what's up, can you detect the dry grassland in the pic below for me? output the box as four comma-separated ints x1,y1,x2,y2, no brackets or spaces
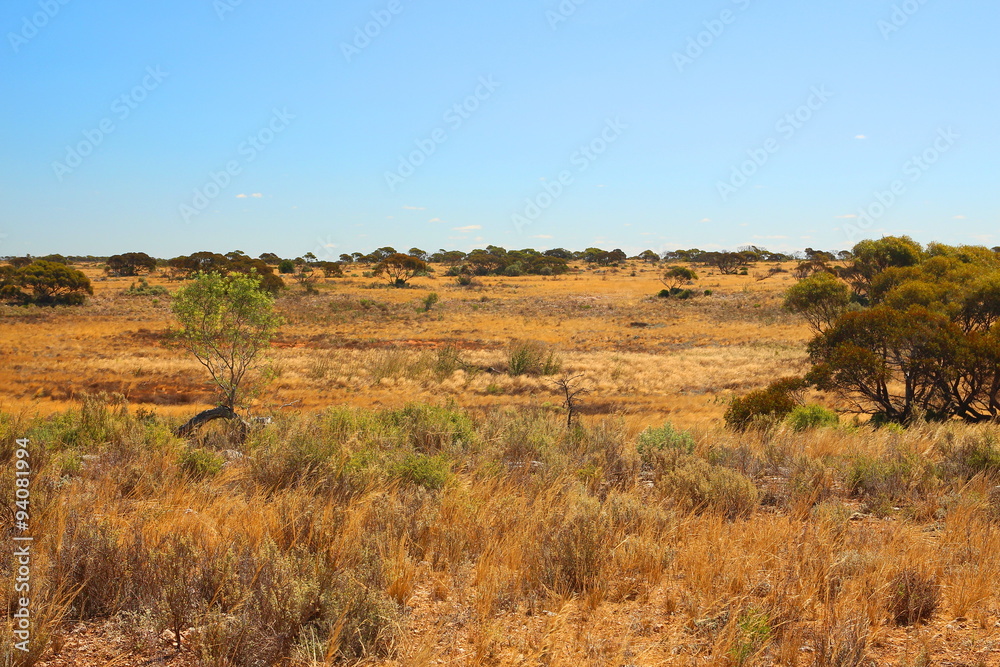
0,262,810,429
2,262,1000,666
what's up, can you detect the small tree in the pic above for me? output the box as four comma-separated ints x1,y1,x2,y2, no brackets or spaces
172,272,282,435
661,266,698,291
374,253,428,287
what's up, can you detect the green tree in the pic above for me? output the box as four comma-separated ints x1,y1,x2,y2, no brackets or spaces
172,272,282,421
16,260,93,305
374,253,429,286
106,252,157,277
783,271,851,334
661,265,698,290
638,249,660,264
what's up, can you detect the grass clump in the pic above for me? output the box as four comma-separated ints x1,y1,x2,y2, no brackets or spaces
659,456,759,519
887,568,940,625
507,340,561,376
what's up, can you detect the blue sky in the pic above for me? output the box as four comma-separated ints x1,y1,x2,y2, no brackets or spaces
1,0,997,259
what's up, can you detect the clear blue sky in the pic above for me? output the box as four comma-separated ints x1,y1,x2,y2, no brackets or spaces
1,0,997,260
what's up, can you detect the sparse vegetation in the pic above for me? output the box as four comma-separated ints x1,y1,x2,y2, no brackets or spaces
4,245,1000,665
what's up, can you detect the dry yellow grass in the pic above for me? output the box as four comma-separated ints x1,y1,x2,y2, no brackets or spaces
5,261,1000,666
0,261,811,429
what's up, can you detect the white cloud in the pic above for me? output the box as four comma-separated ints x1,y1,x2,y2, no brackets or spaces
428,217,443,223
855,135,867,139
953,215,967,220
700,218,711,223
453,225,482,232
236,194,247,198
251,193,262,198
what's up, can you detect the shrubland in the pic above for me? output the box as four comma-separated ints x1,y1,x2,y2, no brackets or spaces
3,396,1000,665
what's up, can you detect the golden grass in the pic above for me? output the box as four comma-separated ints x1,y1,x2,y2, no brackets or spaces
3,400,1000,665
0,261,811,428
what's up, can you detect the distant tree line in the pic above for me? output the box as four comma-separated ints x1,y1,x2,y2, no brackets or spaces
1,243,858,305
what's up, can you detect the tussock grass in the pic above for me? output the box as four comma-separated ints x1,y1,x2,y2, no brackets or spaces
3,398,1000,664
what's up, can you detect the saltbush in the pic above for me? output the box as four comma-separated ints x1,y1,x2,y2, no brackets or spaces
787,404,839,431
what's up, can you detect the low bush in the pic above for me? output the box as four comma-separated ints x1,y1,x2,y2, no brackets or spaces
787,404,839,431
725,377,806,432
658,455,759,519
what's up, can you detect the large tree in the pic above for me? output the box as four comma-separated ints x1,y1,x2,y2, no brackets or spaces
792,239,1000,423
14,261,93,305
106,252,157,277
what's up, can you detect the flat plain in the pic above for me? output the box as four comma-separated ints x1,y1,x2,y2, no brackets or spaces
3,261,1000,667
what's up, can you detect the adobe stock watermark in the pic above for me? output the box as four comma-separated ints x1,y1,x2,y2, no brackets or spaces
511,117,627,234
717,85,833,202
51,66,169,182
214,0,247,21
673,0,753,73
384,75,501,192
12,438,32,653
7,0,72,53
878,0,931,40
547,0,587,30
841,127,958,242
311,234,339,261
179,108,295,223
341,0,405,63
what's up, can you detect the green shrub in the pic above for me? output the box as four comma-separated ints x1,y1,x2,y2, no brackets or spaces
389,404,475,453
393,453,452,490
637,423,695,460
277,259,295,274
179,448,225,479
124,277,169,297
787,404,839,431
703,289,713,296
725,377,806,432
939,432,1000,480
421,292,439,312
844,450,935,504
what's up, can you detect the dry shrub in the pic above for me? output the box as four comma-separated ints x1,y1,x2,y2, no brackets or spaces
528,488,610,596
813,617,870,667
658,455,759,519
887,568,940,625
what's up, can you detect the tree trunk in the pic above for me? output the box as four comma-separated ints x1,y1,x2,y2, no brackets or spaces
175,405,241,437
